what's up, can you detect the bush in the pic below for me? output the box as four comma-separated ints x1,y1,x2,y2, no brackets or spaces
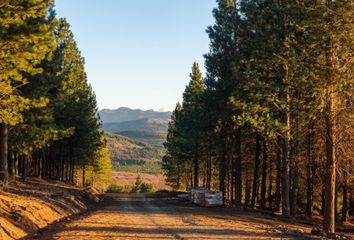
106,183,133,193
131,175,154,193
140,182,154,193
106,176,154,193
106,183,123,193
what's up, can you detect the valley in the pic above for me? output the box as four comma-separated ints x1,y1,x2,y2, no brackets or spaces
99,107,171,189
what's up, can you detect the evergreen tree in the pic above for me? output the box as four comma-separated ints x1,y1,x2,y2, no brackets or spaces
0,0,56,184
181,63,206,187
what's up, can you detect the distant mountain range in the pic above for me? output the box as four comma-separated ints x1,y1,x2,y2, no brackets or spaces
99,107,172,123
102,118,170,133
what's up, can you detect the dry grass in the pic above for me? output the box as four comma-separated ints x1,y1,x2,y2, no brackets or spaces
111,171,172,191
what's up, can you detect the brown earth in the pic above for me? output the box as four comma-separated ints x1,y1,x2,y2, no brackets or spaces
111,171,171,190
25,193,354,240
0,178,99,240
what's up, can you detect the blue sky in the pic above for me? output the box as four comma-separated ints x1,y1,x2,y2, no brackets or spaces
55,0,217,111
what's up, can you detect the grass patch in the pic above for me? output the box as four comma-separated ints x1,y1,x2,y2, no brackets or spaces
113,162,163,175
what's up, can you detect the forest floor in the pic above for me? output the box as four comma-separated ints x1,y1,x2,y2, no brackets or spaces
25,193,354,240
0,178,100,240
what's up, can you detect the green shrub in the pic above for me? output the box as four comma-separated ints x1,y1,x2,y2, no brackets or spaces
140,182,154,193
106,183,123,193
123,184,132,193
131,175,154,193
106,176,154,193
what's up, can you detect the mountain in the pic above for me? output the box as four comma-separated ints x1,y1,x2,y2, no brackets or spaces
102,118,169,133
98,107,171,123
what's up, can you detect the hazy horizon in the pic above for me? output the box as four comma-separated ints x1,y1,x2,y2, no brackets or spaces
99,106,172,112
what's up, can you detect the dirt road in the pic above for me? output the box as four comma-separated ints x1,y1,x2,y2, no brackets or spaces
27,193,323,240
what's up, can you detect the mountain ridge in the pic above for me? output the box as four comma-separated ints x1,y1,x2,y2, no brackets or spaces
98,107,172,124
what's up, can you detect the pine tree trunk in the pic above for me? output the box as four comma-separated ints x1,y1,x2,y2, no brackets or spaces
231,152,235,202
323,32,336,235
306,123,314,217
219,145,227,202
349,185,354,217
335,177,339,222
245,162,250,207
268,156,273,209
8,150,15,180
260,140,267,209
82,166,85,187
207,151,212,190
58,145,63,180
275,145,282,213
235,128,242,207
290,169,299,216
194,142,199,187
282,87,291,217
342,170,348,222
22,156,27,181
251,134,261,208
0,123,9,185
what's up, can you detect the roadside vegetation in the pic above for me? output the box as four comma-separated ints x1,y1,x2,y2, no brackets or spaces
112,162,163,175
107,175,154,193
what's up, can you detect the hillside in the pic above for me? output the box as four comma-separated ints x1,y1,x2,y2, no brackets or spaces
117,130,167,146
105,133,165,166
98,107,171,123
103,118,169,133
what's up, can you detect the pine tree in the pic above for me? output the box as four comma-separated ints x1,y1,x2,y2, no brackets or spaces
0,0,56,184
181,63,206,187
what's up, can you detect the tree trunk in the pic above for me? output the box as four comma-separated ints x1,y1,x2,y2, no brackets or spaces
8,150,15,180
275,144,282,213
260,140,267,209
268,155,273,209
0,123,9,185
349,185,354,217
335,177,339,222
290,169,299,216
323,23,336,234
306,123,314,217
341,170,348,222
194,141,199,187
207,151,212,190
22,156,27,181
245,162,250,207
219,144,227,202
282,95,291,217
251,134,261,208
235,128,242,207
82,166,86,187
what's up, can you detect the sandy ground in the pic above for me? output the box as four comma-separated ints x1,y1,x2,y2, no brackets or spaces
27,193,353,240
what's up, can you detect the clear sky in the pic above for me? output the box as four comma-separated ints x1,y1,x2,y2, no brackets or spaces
55,0,217,111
